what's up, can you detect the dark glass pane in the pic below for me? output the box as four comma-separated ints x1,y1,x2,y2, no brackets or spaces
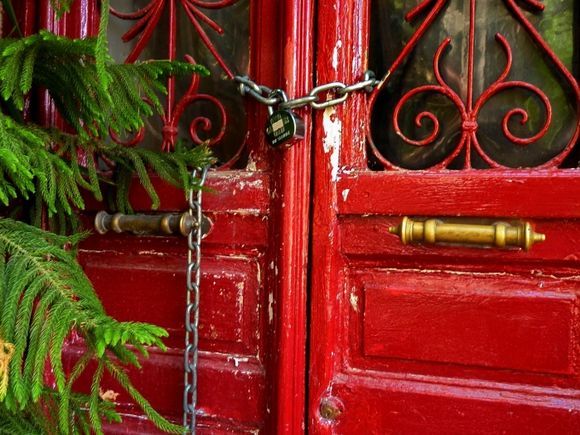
108,0,250,165
369,0,577,169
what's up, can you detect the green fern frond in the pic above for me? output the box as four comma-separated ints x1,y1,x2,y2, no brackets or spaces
49,0,75,17
95,0,111,92
0,219,179,432
0,27,212,226
104,358,184,434
0,1,214,433
0,113,213,230
0,30,208,136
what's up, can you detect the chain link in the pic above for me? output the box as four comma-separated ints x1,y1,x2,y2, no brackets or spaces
181,70,376,430
307,82,348,110
183,166,209,434
181,72,378,429
234,70,379,112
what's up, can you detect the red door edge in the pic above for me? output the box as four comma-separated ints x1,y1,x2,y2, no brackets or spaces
307,0,370,432
269,0,315,433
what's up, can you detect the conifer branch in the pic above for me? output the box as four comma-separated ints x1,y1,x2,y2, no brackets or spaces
0,0,215,432
0,219,184,432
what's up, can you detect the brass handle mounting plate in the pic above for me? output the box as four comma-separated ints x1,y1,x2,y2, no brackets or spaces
389,217,545,251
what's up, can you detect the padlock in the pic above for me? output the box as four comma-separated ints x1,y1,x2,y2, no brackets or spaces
265,90,305,148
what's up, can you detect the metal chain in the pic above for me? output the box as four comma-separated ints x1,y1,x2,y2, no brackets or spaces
234,70,380,112
181,72,377,430
183,166,209,434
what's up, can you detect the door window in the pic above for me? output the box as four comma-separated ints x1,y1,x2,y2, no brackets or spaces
369,0,578,169
108,0,250,166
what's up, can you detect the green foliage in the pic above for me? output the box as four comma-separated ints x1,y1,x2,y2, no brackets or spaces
0,220,184,434
1,387,123,434
0,0,215,433
0,116,211,231
0,29,212,230
0,30,208,133
49,0,76,18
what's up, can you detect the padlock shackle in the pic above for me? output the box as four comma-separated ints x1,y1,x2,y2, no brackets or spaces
267,89,289,116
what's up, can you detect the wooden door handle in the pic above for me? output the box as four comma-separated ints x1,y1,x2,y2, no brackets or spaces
389,217,545,251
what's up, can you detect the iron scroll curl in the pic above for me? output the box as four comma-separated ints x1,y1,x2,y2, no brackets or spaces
367,0,580,170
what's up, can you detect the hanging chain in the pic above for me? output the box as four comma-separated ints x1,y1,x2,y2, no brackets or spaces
234,70,380,111
183,166,209,434
181,73,378,428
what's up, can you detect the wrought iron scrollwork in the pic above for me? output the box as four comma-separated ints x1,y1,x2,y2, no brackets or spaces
368,0,580,170
109,0,247,167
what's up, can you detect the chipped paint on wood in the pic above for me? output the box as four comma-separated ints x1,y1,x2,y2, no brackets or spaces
323,107,342,182
268,292,274,324
331,39,342,70
228,355,250,368
349,290,358,313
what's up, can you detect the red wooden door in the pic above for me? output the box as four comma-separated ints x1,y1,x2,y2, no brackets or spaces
25,0,313,433
309,0,580,434
20,0,580,433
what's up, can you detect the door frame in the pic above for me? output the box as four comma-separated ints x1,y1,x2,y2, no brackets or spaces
308,0,371,431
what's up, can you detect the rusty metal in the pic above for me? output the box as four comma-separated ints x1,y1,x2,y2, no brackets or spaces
389,217,546,251
94,210,212,237
367,0,580,170
319,397,344,422
235,71,379,112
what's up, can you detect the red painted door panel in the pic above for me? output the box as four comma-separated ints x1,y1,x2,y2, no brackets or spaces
29,0,313,433
77,177,270,432
26,0,580,433
309,0,580,434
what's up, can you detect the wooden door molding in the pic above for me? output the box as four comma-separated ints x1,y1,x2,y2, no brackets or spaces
309,0,370,431
266,0,314,433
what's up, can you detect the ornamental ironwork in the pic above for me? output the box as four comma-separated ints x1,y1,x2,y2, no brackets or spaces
368,0,580,170
110,0,247,167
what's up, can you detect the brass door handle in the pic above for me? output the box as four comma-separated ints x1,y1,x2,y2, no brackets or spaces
389,217,545,251
94,211,212,237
